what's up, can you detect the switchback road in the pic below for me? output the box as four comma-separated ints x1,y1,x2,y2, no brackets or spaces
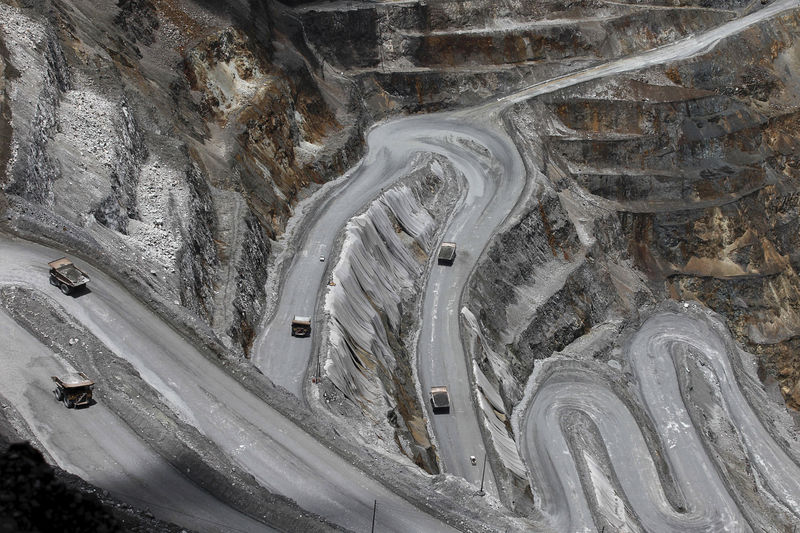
2,0,799,530
521,311,800,532
253,0,800,508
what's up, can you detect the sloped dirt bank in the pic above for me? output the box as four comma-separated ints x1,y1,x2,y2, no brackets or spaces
0,286,341,532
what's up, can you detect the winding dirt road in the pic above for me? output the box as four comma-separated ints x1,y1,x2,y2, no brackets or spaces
255,0,800,514
253,115,529,492
2,0,799,531
521,311,800,532
0,238,454,533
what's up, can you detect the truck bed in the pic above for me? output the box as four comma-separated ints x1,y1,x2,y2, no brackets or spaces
52,372,94,389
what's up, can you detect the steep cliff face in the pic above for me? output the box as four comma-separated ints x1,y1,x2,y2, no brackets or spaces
321,161,460,474
184,26,351,235
466,8,800,474
467,184,650,407
564,11,800,410
1,2,69,205
0,0,362,355
296,0,739,113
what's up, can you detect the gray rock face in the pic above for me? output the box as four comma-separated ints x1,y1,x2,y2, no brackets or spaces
459,6,800,526
4,0,800,530
226,213,271,353
552,11,800,409
92,101,146,234
3,10,68,205
0,0,363,357
297,0,738,114
176,163,219,320
322,165,458,474
468,186,633,407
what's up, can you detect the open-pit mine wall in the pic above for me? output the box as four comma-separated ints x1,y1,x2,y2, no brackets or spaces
0,0,768,363
5,0,800,515
0,0,366,357
322,161,459,474
297,0,741,113
554,8,800,409
462,5,800,523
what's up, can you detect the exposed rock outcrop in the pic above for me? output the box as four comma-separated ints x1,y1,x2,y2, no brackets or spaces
321,160,459,474
296,0,738,114
463,5,800,514
0,0,364,357
571,10,800,410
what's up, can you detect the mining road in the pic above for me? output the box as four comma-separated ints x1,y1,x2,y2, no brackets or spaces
521,311,800,532
0,309,272,533
0,238,455,533
252,116,526,492
496,0,800,108
253,0,800,505
414,122,522,491
1,0,798,531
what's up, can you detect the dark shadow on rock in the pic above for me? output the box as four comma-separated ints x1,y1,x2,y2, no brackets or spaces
0,442,122,533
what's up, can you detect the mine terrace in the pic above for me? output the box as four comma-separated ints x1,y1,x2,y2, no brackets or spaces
1,0,800,532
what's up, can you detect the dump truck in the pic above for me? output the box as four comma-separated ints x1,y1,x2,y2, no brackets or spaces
430,386,450,414
437,242,457,266
52,372,94,408
48,257,90,295
291,316,312,337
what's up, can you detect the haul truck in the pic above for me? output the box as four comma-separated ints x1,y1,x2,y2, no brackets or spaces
430,386,451,414
438,242,457,266
48,257,90,295
52,372,95,408
291,316,312,337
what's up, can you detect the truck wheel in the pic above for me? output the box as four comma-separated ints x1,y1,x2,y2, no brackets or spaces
59,283,72,295
53,389,63,402
49,276,58,287
63,397,73,408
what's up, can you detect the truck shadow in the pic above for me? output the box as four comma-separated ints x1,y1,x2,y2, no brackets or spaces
67,285,92,298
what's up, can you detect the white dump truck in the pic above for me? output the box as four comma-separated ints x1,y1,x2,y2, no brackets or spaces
48,257,90,295
437,242,456,266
